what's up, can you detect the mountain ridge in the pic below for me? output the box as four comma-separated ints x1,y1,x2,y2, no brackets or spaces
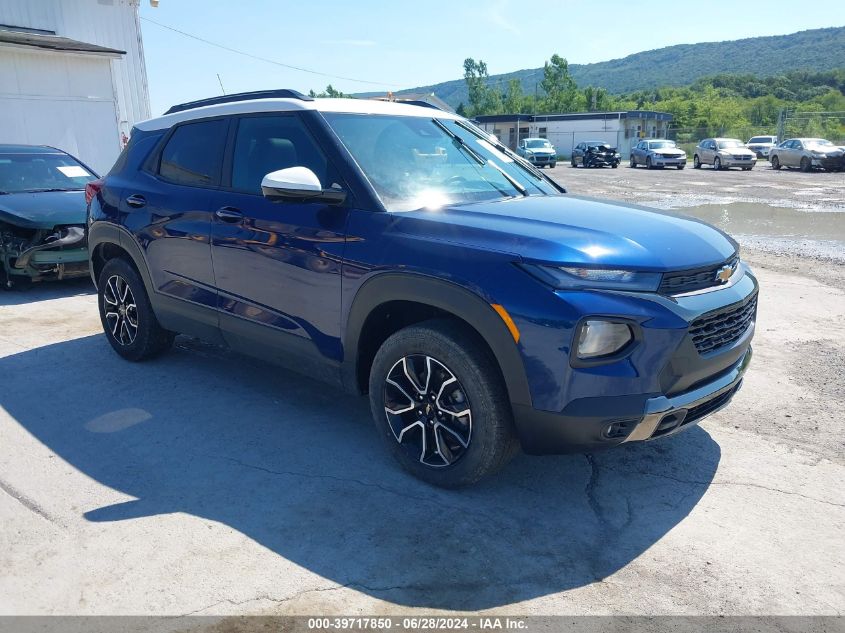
357,26,845,107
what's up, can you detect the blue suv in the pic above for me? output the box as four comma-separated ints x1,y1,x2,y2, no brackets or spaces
86,90,757,487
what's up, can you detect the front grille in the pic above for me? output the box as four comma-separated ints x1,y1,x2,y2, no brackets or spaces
659,256,739,295
689,293,757,355
732,154,752,160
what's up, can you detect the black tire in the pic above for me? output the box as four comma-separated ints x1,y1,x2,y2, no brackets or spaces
611,162,618,168
800,156,811,172
677,164,685,170
97,257,175,361
646,156,653,169
629,156,636,168
368,319,517,487
771,155,781,170
693,155,701,169
570,158,576,168
714,157,722,171
550,163,556,168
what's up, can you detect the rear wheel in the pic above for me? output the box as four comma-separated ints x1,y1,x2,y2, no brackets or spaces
800,156,811,172
693,155,701,169
369,320,516,487
629,156,636,168
98,258,174,361
771,155,781,170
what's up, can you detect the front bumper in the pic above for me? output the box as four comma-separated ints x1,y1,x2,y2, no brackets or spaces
652,155,687,167
527,154,556,165
509,265,758,455
720,156,756,168
2,246,89,283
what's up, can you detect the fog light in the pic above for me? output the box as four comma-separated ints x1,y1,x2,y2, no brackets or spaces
577,320,633,359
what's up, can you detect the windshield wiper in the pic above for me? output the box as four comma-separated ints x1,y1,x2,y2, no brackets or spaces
432,118,486,165
432,118,526,197
454,119,550,184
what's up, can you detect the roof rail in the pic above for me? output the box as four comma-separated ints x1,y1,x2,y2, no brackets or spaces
397,100,444,111
164,89,314,115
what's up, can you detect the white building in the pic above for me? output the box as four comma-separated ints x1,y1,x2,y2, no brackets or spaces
0,0,150,174
475,111,674,157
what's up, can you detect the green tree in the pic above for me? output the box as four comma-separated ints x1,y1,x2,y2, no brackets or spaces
539,54,580,113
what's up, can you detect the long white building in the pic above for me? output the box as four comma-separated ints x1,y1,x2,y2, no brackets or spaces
475,111,674,158
0,0,150,174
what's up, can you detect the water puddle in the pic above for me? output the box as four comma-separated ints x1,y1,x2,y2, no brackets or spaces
667,202,845,262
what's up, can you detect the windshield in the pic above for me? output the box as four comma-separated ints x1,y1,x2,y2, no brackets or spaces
717,140,745,149
526,139,552,148
648,141,676,149
0,153,96,194
748,137,773,144
323,114,558,212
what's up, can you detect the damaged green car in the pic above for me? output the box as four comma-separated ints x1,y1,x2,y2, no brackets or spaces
0,145,97,289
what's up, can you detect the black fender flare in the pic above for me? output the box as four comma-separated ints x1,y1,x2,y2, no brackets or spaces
342,272,532,407
87,221,156,297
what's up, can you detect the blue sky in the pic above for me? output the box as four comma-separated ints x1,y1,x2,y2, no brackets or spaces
140,0,844,116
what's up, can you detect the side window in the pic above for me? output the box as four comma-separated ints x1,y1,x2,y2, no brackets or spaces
230,115,333,195
159,119,228,187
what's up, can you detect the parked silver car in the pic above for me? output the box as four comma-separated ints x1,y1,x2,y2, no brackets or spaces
630,139,686,169
693,138,756,171
769,138,845,172
516,137,557,168
746,135,778,158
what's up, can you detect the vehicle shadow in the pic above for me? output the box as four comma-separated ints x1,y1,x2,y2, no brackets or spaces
0,334,720,610
0,277,94,306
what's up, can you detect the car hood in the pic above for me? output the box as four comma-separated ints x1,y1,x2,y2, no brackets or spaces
652,148,685,156
722,148,756,155
398,195,737,271
526,147,555,154
0,191,87,229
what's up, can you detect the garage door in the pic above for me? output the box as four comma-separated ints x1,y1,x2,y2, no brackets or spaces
0,47,121,175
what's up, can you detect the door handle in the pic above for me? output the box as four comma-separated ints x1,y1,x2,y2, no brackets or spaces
215,206,244,222
126,194,146,209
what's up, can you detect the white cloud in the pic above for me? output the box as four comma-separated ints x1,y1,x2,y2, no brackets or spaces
488,0,521,35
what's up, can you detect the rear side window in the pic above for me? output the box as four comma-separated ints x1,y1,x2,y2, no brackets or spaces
230,115,333,194
158,118,228,187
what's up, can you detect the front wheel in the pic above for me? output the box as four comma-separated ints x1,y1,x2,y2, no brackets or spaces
611,162,618,168
646,156,653,169
800,156,811,172
98,258,175,361
677,164,685,170
369,320,517,487
714,157,722,171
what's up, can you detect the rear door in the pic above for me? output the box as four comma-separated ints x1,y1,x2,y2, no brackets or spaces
120,116,229,340
209,112,350,368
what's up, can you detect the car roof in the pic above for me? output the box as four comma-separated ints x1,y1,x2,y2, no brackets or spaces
0,144,65,154
524,137,549,141
711,138,744,143
135,97,461,132
584,140,608,144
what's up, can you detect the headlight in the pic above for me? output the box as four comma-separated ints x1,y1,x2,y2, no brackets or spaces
576,320,634,359
520,264,662,291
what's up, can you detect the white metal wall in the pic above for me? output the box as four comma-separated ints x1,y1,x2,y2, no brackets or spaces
0,0,149,171
0,47,120,173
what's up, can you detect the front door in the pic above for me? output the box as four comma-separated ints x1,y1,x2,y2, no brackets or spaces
209,113,349,371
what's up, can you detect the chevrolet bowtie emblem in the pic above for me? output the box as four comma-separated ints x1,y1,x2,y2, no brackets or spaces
716,265,733,283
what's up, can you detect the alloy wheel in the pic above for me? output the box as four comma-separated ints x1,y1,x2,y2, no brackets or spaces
383,354,472,467
103,274,138,346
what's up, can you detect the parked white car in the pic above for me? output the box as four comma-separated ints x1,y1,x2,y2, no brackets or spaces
745,135,778,158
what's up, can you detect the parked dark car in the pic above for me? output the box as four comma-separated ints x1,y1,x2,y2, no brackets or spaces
571,141,620,168
88,90,757,487
0,144,97,289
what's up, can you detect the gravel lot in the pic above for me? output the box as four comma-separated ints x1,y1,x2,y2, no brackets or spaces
1,164,843,624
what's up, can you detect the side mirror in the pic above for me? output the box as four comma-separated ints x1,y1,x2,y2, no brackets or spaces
261,167,346,205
